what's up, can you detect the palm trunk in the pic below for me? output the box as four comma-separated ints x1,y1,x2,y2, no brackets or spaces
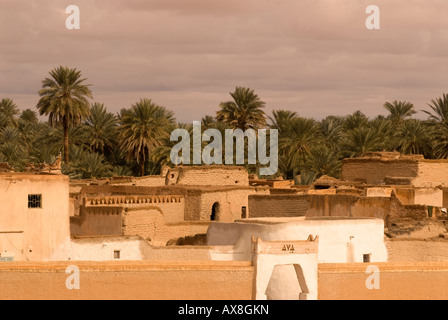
63,117,69,163
140,153,145,177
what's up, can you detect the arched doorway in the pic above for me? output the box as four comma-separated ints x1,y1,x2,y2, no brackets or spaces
210,202,220,221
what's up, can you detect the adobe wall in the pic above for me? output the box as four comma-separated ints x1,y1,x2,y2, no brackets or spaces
198,189,261,222
247,192,428,222
341,159,418,185
248,195,309,218
386,239,448,262
115,175,166,187
0,261,254,300
414,188,443,207
413,161,448,188
306,195,358,217
350,197,390,219
183,187,269,222
166,166,249,187
70,207,123,236
0,174,70,261
122,207,210,246
318,262,448,300
83,194,185,223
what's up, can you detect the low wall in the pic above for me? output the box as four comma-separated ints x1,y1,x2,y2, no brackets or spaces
386,239,448,262
318,262,448,300
0,261,253,300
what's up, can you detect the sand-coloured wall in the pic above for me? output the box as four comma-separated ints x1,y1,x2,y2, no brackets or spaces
342,156,448,188
166,166,249,186
0,173,70,261
386,239,448,262
248,192,428,222
318,262,448,300
248,195,309,218
0,261,253,300
122,207,210,246
341,158,418,185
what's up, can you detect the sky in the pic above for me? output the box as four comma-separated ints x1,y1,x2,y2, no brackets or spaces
1,0,448,123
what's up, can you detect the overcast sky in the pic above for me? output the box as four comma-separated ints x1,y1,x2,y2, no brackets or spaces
1,0,448,122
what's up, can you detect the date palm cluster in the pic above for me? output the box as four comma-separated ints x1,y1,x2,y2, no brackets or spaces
0,66,446,183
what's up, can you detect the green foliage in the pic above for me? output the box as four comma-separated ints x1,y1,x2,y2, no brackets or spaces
216,86,267,130
6,79,448,183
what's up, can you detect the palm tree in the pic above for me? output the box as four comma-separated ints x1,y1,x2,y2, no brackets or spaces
343,110,369,132
343,126,384,157
119,98,175,176
268,110,298,132
304,147,341,179
80,102,118,153
384,100,416,124
216,86,266,130
19,109,38,124
36,66,93,163
318,117,344,150
423,94,448,124
396,119,433,157
278,117,320,177
0,98,19,129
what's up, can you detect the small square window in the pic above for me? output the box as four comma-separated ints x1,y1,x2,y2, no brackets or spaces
363,254,371,263
114,250,120,260
28,194,42,208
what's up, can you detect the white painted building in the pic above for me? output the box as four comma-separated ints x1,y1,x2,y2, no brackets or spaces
207,217,388,263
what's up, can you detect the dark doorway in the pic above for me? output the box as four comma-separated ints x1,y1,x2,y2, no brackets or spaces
211,202,220,221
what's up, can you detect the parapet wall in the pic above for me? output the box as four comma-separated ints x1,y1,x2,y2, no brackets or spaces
318,262,448,300
0,261,254,300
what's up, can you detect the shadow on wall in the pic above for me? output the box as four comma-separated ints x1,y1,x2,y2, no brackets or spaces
265,264,309,300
